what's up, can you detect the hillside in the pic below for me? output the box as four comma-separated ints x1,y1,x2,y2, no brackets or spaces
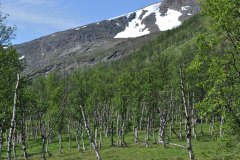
1,0,239,160
14,0,199,77
3,14,239,160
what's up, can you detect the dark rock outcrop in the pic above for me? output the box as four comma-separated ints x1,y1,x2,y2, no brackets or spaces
159,0,200,21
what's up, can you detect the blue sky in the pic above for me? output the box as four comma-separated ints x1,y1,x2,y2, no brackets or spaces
0,0,159,44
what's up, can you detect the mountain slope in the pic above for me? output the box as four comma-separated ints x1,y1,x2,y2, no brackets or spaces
15,0,199,77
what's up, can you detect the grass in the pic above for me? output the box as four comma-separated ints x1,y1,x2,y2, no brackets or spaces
1,124,240,160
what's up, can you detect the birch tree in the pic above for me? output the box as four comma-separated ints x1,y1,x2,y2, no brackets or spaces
7,74,20,160
189,0,240,142
0,12,18,159
180,65,195,160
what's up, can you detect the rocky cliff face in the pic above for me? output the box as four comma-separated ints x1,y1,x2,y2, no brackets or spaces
159,0,200,21
15,0,199,77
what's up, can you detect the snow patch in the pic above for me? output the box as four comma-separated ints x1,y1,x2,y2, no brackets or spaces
155,9,182,31
42,53,44,56
187,13,192,16
114,14,149,38
19,55,25,60
75,26,87,31
116,23,121,26
181,6,191,11
3,46,8,49
140,3,161,20
115,3,162,38
114,2,182,38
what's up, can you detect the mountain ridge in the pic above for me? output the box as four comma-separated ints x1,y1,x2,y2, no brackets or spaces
15,0,199,77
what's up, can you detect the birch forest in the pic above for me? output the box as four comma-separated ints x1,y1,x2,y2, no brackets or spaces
0,0,240,159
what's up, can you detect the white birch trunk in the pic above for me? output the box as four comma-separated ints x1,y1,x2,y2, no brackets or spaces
180,66,195,160
7,74,20,160
94,128,98,149
80,105,101,160
20,104,28,160
12,131,17,160
220,117,224,137
68,123,71,152
192,92,197,139
76,122,81,152
159,111,167,148
145,117,149,147
134,127,138,143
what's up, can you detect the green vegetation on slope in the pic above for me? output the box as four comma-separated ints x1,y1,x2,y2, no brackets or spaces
0,0,239,159
3,125,240,160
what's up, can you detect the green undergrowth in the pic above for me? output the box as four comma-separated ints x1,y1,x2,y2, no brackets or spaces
2,124,240,160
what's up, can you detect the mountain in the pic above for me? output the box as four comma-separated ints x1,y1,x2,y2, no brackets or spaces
15,0,199,77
